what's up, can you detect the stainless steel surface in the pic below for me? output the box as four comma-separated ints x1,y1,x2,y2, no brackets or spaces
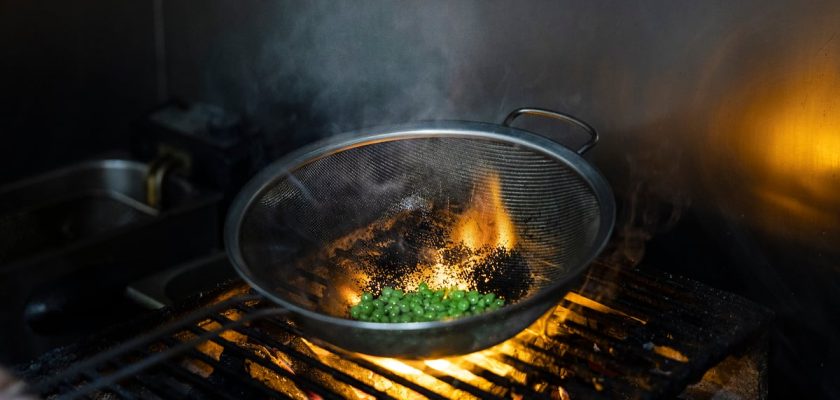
0,159,195,264
0,159,222,364
502,108,598,155
226,111,614,358
126,252,236,309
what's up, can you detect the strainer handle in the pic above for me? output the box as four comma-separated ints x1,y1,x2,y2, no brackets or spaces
502,108,599,155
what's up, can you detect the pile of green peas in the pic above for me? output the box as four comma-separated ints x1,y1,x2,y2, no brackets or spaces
349,282,505,323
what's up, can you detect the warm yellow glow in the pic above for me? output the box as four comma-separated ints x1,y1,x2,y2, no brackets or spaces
564,292,647,325
758,63,840,174
710,55,840,238
653,345,689,363
424,359,497,393
340,285,361,306
362,356,479,399
368,357,424,376
452,173,517,250
462,353,516,379
425,262,469,290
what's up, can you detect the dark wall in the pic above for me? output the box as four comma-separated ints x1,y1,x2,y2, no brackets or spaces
0,0,158,183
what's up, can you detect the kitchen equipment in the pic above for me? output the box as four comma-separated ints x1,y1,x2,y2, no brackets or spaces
0,159,221,363
225,108,615,358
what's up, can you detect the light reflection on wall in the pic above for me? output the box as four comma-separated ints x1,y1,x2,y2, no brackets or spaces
708,51,840,244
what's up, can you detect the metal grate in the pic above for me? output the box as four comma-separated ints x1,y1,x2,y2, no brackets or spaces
21,260,771,400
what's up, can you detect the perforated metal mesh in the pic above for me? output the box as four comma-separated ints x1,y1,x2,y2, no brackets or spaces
236,135,602,312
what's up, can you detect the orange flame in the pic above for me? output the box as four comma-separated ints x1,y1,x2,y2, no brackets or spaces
452,173,517,250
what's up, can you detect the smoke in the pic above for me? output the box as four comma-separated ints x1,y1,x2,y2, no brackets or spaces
182,0,704,276
208,2,480,146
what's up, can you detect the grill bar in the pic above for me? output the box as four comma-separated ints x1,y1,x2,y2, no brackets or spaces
179,326,346,400
206,315,398,400
159,336,287,399
22,260,772,400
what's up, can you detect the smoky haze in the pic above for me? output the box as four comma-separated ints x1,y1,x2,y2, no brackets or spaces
162,1,840,397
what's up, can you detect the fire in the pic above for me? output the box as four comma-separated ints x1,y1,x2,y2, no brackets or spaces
452,173,517,250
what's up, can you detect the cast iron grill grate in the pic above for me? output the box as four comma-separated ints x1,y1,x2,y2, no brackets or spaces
20,260,771,400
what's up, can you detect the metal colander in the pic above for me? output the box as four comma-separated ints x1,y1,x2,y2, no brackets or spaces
226,108,615,358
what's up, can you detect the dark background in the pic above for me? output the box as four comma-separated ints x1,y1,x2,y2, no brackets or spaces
2,1,839,398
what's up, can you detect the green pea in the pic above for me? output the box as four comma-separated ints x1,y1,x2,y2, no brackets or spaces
382,286,395,297
351,285,504,322
467,291,480,304
457,299,470,311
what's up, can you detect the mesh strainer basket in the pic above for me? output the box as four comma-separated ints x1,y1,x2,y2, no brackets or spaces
225,108,615,358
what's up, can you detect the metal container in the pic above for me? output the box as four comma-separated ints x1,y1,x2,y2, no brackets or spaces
226,108,615,358
0,159,221,363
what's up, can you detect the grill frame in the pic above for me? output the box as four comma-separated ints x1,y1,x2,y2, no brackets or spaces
19,259,772,400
